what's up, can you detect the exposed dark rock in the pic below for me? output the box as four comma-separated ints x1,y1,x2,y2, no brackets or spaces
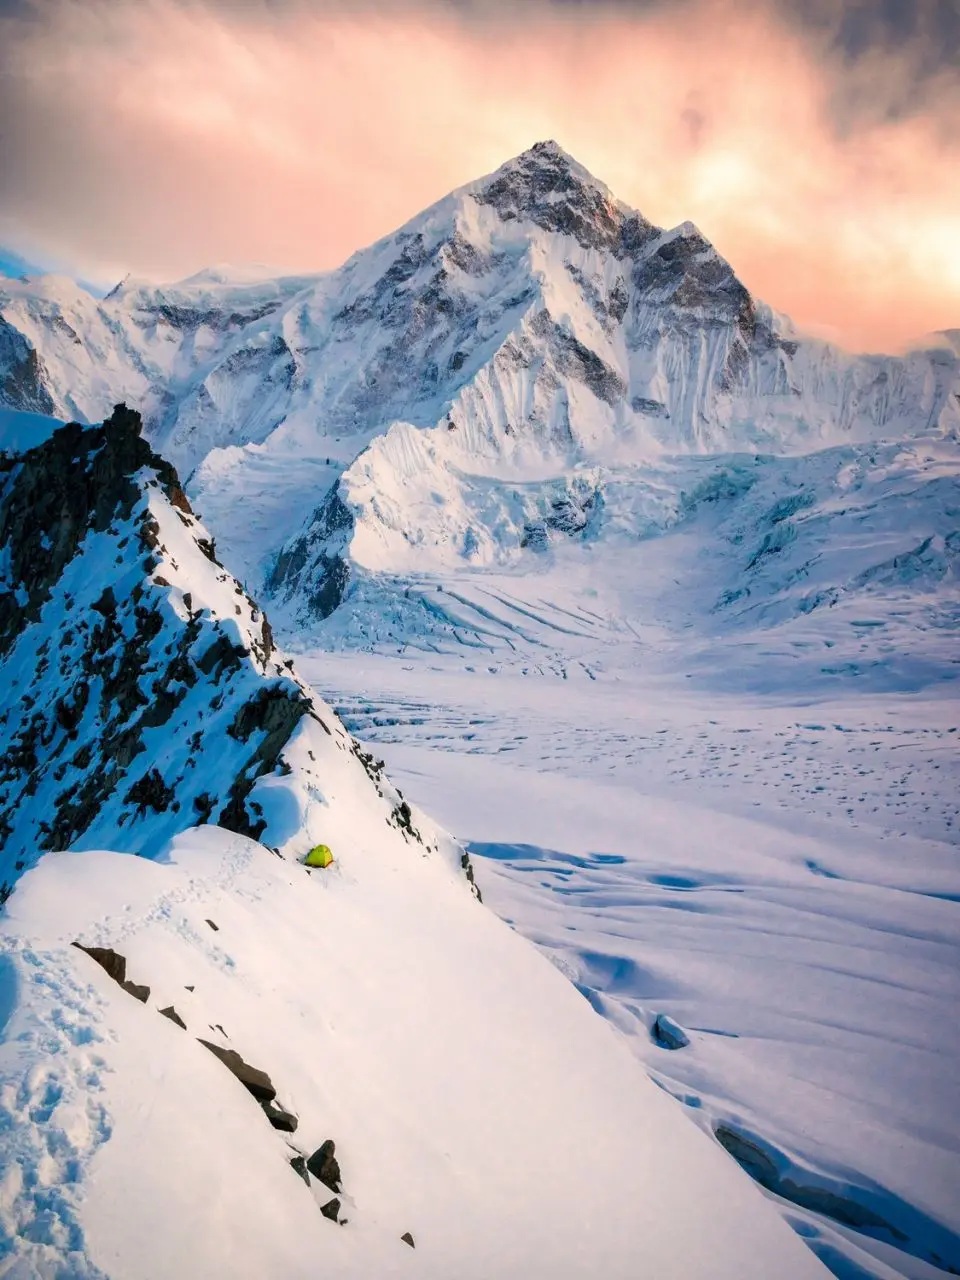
125,767,174,815
0,403,275,873
193,792,215,823
544,483,599,539
197,1039,277,1102
401,1232,415,1249
0,318,56,415
261,1100,298,1132
40,769,121,852
634,228,752,342
0,404,179,657
167,485,193,515
307,1139,341,1192
460,850,482,902
72,942,150,1003
72,942,127,984
196,632,247,681
227,686,309,747
218,685,311,840
148,299,283,333
0,404,366,890
54,686,90,740
475,141,638,256
528,309,626,405
320,1197,341,1223
139,684,188,729
259,617,274,662
267,484,353,621
631,396,669,417
520,522,549,552
140,512,161,552
205,918,219,932
290,1154,310,1186
159,1005,187,1030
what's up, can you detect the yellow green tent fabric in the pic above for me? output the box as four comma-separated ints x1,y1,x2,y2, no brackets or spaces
304,844,334,868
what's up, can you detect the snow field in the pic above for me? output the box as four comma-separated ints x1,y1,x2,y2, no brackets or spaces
309,654,960,1279
1,825,830,1278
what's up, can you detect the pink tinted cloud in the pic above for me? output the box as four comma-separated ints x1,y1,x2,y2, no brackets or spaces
1,0,957,352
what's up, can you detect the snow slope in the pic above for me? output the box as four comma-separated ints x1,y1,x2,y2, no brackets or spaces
0,821,834,1277
307,653,960,1280
272,432,960,693
0,408,64,456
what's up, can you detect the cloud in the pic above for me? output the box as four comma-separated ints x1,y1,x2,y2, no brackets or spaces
0,0,957,352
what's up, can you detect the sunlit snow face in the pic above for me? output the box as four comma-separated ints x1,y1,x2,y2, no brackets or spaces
1,0,958,354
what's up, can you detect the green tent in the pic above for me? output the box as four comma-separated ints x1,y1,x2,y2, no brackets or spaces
304,844,334,869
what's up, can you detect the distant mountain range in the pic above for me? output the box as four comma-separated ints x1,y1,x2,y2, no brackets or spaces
2,142,957,680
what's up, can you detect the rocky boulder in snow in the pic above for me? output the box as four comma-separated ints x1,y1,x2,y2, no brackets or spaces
197,1040,277,1102
71,941,151,1003
307,1139,342,1193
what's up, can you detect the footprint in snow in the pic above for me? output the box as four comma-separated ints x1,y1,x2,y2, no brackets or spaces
0,948,112,1276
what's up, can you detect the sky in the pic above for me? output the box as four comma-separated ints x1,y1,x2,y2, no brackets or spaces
0,0,957,352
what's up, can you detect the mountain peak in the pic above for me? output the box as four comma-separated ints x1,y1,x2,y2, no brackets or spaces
515,138,578,166
473,140,648,254
480,139,609,202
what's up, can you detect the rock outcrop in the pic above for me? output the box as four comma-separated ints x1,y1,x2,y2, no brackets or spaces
0,406,479,904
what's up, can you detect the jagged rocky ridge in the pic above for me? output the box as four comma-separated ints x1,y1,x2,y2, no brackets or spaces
0,405,476,900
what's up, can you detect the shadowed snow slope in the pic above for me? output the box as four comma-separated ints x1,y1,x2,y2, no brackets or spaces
0,826,830,1278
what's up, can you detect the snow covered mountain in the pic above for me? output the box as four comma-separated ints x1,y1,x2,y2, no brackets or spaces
1,143,957,667
0,404,469,897
0,407,833,1278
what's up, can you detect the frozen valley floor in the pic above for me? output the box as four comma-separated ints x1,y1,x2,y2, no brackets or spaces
302,651,960,1280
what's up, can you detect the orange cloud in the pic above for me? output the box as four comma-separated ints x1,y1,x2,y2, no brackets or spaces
0,0,957,352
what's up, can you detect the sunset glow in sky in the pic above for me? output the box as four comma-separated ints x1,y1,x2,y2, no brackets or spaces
1,0,957,352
